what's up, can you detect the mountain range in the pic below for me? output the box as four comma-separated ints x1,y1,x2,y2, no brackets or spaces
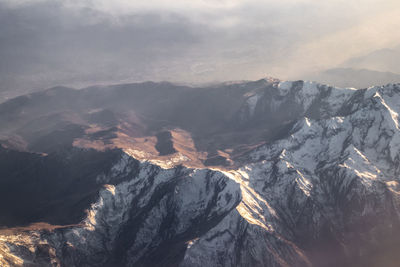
307,46,400,88
1,79,400,266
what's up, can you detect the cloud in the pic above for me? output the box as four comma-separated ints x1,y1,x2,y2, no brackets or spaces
0,1,204,92
0,0,399,95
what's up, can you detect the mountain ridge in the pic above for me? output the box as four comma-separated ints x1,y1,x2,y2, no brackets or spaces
1,79,400,266
306,67,400,89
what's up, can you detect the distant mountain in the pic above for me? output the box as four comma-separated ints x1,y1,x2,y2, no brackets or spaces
0,79,293,167
1,79,400,267
307,45,400,89
342,46,400,74
308,67,400,88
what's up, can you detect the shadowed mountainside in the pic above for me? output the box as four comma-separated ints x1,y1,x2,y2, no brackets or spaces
2,79,400,267
0,79,303,168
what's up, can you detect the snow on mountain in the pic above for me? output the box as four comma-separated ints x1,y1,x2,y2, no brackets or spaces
182,82,400,267
1,80,400,266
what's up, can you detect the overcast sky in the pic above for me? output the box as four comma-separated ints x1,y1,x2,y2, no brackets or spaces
1,0,400,94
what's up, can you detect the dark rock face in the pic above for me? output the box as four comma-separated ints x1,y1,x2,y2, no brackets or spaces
1,79,400,267
0,149,242,267
0,147,124,227
155,131,177,156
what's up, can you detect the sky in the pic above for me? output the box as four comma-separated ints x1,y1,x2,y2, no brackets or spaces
1,0,400,94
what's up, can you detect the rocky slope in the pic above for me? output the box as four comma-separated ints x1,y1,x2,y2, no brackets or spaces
1,79,400,266
183,81,400,267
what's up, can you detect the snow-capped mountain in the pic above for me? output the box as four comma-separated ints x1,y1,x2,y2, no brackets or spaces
1,79,400,267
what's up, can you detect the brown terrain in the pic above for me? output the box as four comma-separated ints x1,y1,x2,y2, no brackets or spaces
0,78,296,170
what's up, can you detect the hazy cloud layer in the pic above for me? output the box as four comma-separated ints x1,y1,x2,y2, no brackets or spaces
1,0,400,95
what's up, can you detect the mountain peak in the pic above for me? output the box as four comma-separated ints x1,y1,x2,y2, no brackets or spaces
1,78,400,266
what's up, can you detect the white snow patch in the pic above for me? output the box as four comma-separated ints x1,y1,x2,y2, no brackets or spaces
277,81,292,96
364,86,379,99
339,146,382,187
305,117,311,127
103,184,116,195
298,81,320,110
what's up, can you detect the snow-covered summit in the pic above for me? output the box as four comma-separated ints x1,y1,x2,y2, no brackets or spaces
1,80,400,266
